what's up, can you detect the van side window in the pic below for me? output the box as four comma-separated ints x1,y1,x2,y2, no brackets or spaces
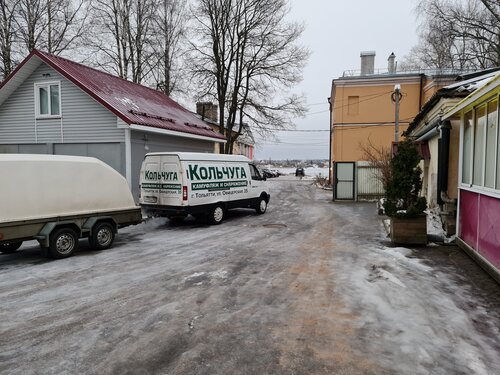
250,165,262,180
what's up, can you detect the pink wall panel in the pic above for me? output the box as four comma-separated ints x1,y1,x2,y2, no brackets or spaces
478,194,500,269
459,190,479,249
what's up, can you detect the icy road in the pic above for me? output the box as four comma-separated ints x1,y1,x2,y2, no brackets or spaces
1,179,499,374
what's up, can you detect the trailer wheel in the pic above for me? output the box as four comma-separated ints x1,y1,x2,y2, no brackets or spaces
208,204,225,225
89,222,115,250
49,228,78,259
255,197,268,214
0,241,23,254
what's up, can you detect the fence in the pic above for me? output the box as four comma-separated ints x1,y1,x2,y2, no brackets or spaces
356,164,385,201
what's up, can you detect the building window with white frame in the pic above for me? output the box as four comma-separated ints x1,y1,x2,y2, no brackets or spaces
35,82,61,118
461,97,499,191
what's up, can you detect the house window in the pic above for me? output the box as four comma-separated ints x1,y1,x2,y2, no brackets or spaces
462,110,473,184
462,98,500,191
35,82,61,118
347,96,359,115
473,105,486,186
485,99,498,188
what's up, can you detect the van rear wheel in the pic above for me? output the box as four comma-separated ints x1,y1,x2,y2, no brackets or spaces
255,197,267,214
0,241,23,254
208,204,225,225
49,228,78,259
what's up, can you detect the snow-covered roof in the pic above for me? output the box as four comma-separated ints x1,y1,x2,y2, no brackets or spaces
407,69,500,135
444,74,500,119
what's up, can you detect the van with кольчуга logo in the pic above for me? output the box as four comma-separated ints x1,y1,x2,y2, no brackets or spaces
139,152,270,225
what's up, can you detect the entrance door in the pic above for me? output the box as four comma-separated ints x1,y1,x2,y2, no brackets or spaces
334,162,355,200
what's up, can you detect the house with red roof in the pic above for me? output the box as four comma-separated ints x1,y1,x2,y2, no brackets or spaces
0,50,225,200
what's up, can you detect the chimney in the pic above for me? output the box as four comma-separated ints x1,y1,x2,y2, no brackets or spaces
360,51,376,75
388,52,396,74
196,102,218,122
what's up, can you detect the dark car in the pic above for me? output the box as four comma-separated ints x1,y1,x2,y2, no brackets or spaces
262,168,274,178
295,167,305,177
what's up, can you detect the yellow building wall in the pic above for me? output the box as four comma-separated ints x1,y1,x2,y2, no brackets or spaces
334,82,422,125
333,124,409,162
331,80,421,162
330,74,460,165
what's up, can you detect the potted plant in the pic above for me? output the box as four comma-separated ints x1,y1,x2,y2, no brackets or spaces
383,139,427,245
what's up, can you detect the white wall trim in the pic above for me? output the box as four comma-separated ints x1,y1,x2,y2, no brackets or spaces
130,124,226,143
124,127,132,187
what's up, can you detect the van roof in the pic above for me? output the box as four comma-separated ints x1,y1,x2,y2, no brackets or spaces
145,152,251,163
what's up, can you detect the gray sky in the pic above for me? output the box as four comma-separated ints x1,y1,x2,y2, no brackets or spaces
254,0,420,161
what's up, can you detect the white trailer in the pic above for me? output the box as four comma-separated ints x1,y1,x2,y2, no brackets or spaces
139,152,270,224
0,154,142,258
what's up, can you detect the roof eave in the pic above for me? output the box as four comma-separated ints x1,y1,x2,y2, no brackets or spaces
444,75,500,119
130,124,226,143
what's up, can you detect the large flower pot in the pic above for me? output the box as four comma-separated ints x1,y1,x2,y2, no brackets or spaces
390,215,427,245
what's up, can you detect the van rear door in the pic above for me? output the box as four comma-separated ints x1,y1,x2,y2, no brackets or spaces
140,155,162,205
158,155,182,206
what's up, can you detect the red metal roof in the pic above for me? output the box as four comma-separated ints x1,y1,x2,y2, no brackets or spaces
23,50,224,140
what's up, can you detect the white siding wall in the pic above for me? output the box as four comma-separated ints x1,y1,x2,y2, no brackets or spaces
0,63,124,144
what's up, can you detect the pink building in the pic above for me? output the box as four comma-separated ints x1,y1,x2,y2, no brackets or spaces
444,74,500,282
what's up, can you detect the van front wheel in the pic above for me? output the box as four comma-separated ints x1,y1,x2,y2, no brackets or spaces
208,204,225,225
255,197,267,214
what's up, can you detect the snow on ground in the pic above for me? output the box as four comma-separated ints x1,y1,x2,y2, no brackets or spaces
333,236,500,374
0,180,498,374
275,166,329,179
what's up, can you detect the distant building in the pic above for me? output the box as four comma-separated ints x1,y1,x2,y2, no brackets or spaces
195,102,254,159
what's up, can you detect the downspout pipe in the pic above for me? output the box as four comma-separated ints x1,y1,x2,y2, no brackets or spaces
437,120,453,205
328,96,333,187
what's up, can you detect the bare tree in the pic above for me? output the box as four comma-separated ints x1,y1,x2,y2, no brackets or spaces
359,138,392,189
149,0,187,96
45,0,88,55
404,0,500,70
89,0,157,83
0,0,21,78
15,0,47,52
191,0,308,154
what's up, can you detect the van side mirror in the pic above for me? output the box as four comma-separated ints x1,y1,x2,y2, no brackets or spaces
262,175,267,181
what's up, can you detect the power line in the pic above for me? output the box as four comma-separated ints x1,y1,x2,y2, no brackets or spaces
306,90,394,116
276,129,329,132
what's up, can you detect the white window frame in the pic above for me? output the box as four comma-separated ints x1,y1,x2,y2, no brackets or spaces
34,81,61,119
459,94,500,198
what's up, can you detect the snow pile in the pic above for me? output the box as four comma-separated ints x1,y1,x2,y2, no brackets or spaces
340,244,500,375
426,208,445,237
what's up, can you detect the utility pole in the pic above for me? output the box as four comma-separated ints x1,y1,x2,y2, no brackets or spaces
392,84,402,143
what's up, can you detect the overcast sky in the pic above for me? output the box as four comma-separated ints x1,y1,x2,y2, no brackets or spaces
254,0,420,161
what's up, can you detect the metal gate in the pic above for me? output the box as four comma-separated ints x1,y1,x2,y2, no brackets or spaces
334,162,356,200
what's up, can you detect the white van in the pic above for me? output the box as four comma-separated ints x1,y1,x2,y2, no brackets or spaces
139,152,270,224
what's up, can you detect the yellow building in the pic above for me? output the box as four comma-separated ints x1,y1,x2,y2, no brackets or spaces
329,51,461,199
